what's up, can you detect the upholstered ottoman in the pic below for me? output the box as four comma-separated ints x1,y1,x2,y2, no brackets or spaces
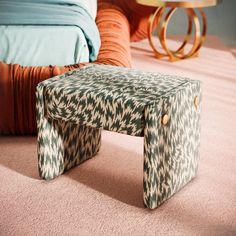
36,64,201,209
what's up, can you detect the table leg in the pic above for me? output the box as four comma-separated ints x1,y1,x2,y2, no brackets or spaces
148,7,207,61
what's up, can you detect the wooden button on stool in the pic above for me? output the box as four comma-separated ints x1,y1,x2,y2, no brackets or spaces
194,96,199,109
162,114,169,125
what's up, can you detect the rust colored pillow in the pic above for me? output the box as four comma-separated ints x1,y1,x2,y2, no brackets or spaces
110,0,156,41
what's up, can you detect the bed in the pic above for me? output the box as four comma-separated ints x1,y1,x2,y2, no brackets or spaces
0,0,99,66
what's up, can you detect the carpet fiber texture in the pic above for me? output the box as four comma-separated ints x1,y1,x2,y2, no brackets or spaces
0,37,236,235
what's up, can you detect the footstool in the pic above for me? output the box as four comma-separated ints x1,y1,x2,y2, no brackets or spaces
36,64,201,209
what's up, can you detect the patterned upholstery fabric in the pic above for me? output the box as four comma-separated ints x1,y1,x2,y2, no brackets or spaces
36,64,202,209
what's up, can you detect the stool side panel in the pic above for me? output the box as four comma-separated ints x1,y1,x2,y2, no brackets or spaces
143,81,201,209
36,83,101,180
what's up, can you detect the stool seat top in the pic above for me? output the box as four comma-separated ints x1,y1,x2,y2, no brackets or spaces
41,64,197,136
136,0,221,8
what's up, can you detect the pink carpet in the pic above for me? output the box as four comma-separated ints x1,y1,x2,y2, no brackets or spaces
0,36,236,235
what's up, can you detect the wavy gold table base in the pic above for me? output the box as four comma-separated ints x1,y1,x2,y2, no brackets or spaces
148,7,207,61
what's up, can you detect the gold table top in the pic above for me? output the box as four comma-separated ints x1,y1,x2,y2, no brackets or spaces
136,0,221,8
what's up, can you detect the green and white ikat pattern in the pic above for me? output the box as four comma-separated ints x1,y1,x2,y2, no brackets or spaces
36,64,201,209
36,73,101,180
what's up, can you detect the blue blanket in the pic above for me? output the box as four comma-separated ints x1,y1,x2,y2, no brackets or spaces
0,0,100,61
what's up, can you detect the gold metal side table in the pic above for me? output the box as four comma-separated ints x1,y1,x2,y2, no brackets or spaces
136,0,221,61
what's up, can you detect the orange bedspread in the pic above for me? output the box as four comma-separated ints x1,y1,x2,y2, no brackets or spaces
0,0,155,134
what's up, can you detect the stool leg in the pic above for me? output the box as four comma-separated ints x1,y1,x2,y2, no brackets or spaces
143,105,163,209
36,84,101,180
143,83,201,209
